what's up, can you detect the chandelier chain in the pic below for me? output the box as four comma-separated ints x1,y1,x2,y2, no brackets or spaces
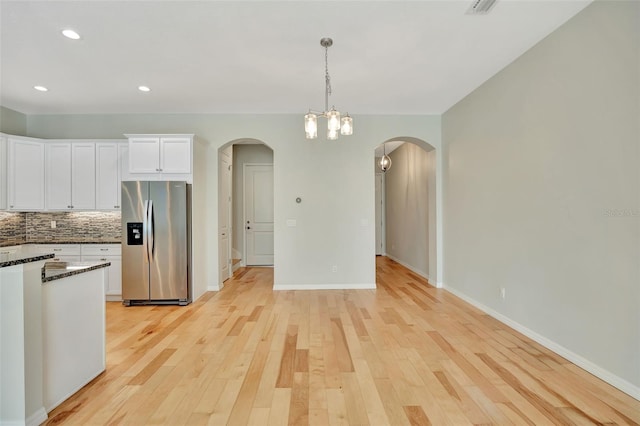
325,44,332,112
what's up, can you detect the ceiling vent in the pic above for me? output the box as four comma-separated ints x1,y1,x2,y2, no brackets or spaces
466,0,497,15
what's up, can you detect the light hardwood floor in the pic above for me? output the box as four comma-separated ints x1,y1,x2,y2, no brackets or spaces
45,257,640,425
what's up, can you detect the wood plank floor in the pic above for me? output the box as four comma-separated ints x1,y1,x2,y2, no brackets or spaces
45,257,640,425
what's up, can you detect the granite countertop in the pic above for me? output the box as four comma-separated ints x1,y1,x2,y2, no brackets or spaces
41,261,111,283
0,252,56,268
0,240,121,248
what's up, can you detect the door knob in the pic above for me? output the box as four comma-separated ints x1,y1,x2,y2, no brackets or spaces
246,226,251,230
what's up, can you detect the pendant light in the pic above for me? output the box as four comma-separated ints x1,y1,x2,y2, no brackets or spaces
304,38,353,140
379,144,392,172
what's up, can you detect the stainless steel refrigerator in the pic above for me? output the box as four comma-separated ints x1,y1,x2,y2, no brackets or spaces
121,181,191,306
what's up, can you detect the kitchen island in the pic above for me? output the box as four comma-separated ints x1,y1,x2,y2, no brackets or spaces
0,251,109,426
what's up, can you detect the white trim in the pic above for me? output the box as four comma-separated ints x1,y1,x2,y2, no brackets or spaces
443,284,640,401
273,283,376,291
207,282,223,292
26,406,48,426
385,254,430,282
374,172,386,256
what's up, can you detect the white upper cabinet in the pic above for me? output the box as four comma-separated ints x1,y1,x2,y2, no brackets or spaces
45,143,72,209
126,134,193,181
45,142,95,210
128,137,160,174
96,141,127,210
7,137,45,211
72,143,96,209
160,137,191,173
2,135,129,212
0,135,6,210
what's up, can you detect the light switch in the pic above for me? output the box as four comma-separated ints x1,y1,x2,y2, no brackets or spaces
286,219,297,227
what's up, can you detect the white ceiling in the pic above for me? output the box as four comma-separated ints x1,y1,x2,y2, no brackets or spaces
1,0,591,116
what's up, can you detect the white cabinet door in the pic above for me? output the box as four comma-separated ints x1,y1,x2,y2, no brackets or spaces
82,256,121,298
0,135,6,210
96,141,128,208
105,257,122,297
46,142,95,210
160,137,191,173
8,138,45,210
95,143,119,210
119,142,131,182
128,137,160,173
33,244,82,262
81,244,122,299
46,143,73,210
71,143,96,210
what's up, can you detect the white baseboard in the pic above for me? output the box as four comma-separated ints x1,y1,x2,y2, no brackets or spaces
443,284,640,401
208,282,223,292
385,254,430,282
273,283,376,291
25,406,48,426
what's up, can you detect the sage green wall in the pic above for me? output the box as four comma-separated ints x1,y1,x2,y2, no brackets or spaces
26,113,442,291
442,0,639,394
384,143,432,278
0,106,27,136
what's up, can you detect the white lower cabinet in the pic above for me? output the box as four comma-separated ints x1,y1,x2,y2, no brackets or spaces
29,244,122,301
31,244,81,262
81,244,122,301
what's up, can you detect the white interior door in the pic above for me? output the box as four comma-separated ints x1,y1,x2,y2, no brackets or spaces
375,173,384,255
219,153,232,282
244,164,274,266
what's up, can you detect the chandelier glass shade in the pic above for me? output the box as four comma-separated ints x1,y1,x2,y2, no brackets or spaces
304,38,353,140
379,144,392,172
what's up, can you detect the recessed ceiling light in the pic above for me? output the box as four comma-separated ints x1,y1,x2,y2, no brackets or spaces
138,86,151,92
62,29,81,40
34,85,48,92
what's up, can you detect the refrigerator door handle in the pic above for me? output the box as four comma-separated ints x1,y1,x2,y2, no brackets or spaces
148,199,155,260
143,200,150,263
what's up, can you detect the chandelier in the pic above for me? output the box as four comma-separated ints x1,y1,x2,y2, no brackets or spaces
379,143,392,172
304,37,353,140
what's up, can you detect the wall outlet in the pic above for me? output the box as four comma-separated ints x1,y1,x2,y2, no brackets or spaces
500,287,506,300
51,220,56,229
331,265,338,273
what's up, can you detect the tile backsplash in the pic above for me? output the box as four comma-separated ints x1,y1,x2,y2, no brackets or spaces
0,212,27,245
1,211,121,245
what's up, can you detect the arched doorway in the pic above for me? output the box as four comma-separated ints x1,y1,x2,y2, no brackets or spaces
374,137,438,285
218,139,274,286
